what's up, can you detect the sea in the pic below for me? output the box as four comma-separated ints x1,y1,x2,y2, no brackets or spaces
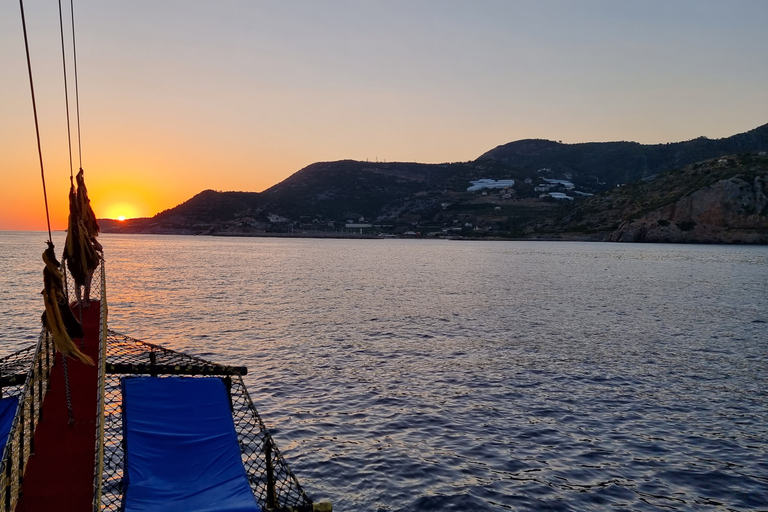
1,231,767,511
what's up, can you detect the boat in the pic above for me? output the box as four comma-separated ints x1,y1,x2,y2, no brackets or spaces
0,248,330,512
1,2,329,511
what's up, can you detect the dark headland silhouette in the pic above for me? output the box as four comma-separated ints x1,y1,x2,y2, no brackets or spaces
101,123,768,243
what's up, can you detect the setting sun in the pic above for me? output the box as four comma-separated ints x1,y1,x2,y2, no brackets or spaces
100,201,143,221
90,182,160,222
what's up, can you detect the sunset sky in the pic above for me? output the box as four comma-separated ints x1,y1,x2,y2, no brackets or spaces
1,1,766,231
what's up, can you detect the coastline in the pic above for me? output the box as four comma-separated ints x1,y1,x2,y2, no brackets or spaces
97,228,768,244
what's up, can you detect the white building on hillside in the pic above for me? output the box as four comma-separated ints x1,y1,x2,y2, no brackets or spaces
542,178,575,189
467,179,515,192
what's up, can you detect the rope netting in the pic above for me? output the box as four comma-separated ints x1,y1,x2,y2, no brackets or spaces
0,346,37,391
0,331,55,512
96,330,314,512
64,259,102,308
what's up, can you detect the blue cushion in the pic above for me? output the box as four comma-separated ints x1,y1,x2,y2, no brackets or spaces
0,396,19,453
121,377,260,512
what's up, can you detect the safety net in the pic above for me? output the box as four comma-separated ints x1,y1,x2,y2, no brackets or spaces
121,376,260,512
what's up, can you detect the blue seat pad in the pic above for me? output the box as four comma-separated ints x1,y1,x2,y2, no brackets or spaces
0,396,19,452
121,377,260,512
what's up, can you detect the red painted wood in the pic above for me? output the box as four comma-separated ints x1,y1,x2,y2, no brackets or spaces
16,301,101,512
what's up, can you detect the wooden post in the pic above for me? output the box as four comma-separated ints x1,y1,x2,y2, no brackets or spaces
265,439,276,510
45,334,51,389
5,448,12,511
18,406,24,491
37,355,43,421
28,394,34,455
149,352,157,378
223,376,233,412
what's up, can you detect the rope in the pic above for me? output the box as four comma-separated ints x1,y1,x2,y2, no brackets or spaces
18,0,53,243
69,0,84,170
61,356,74,425
57,0,75,180
21,0,78,425
61,0,89,349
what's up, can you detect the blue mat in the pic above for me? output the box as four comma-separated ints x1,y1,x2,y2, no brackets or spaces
121,377,260,512
0,396,19,452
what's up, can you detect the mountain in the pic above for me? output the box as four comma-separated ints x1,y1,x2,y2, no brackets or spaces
479,123,768,187
257,160,466,221
101,123,768,241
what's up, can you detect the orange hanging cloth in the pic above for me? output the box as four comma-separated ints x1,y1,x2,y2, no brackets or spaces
63,180,98,287
41,242,93,365
76,168,99,239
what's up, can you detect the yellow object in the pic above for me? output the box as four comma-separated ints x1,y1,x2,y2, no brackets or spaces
41,244,94,366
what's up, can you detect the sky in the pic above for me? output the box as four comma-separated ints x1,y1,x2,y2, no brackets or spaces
1,0,767,231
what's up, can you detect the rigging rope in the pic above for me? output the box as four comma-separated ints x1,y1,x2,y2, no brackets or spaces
18,0,53,243
69,0,84,170
57,0,75,181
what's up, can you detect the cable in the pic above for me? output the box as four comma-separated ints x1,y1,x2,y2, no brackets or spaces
69,0,84,170
57,0,75,180
19,0,53,243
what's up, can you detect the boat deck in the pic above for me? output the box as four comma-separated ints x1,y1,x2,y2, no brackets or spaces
15,301,100,512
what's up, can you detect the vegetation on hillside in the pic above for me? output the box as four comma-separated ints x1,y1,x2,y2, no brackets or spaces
532,154,768,237
100,123,768,242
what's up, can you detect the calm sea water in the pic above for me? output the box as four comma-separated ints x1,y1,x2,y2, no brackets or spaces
2,231,768,511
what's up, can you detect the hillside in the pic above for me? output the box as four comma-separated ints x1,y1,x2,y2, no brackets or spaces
479,123,768,187
100,123,768,241
257,160,465,221
531,154,768,243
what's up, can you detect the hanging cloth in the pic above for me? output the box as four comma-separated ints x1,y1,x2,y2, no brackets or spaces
41,242,93,365
76,168,99,238
63,182,98,287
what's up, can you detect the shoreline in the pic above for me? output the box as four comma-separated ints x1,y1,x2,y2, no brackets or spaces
95,228,768,245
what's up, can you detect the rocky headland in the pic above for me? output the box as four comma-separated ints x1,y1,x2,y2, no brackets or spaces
101,123,768,243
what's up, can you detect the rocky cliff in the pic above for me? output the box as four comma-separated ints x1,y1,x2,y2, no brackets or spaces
534,154,768,243
608,173,768,243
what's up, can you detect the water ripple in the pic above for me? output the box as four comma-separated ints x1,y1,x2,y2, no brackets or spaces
2,233,768,510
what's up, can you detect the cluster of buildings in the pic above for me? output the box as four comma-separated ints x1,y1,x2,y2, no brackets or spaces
467,173,595,202
466,179,516,192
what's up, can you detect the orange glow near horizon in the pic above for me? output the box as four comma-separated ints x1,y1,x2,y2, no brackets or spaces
99,202,144,221
2,2,766,234
87,173,185,222
0,155,274,231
